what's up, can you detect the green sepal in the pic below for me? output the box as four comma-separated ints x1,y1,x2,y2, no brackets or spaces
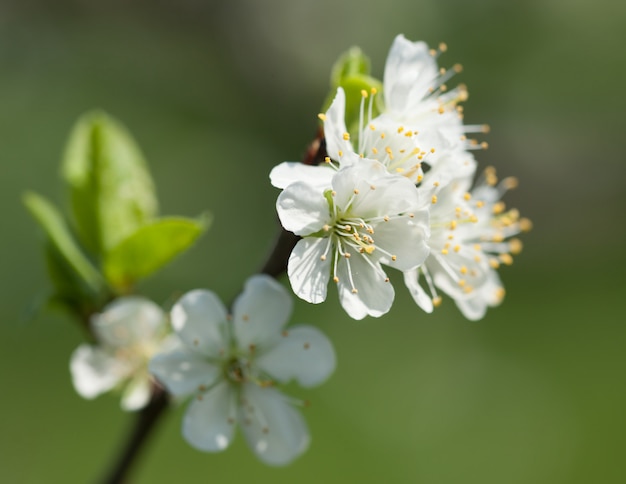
62,111,158,256
23,191,105,296
103,215,211,291
323,47,383,138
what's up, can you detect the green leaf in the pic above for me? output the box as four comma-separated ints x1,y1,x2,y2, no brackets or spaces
103,215,210,290
23,191,104,294
62,111,158,256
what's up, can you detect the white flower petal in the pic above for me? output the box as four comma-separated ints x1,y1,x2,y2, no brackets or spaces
70,344,125,399
91,297,165,348
336,254,394,319
233,275,293,351
121,374,152,411
182,381,237,452
287,237,331,304
277,182,331,236
239,384,310,466
323,88,353,161
256,326,336,388
149,349,221,397
331,159,388,210
403,269,434,313
373,216,430,271
269,162,334,190
171,290,230,358
384,34,437,117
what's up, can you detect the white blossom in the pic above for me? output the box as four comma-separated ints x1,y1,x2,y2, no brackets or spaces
70,297,169,411
149,275,336,466
277,158,430,320
404,167,531,320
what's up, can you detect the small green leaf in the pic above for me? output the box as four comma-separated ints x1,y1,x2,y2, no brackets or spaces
62,111,158,255
103,215,210,290
23,192,104,294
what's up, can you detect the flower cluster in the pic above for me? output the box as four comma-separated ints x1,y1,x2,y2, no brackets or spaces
271,34,529,320
59,33,529,473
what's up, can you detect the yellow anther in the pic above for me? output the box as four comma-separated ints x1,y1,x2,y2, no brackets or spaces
482,124,491,133
519,218,533,232
364,245,376,254
383,215,390,222
493,201,506,214
473,244,481,251
320,255,326,261
361,89,368,98
397,126,404,133
343,132,350,141
405,130,413,137
351,288,358,294
372,147,378,154
453,63,463,73
503,177,519,189
438,106,445,114
370,87,378,95
458,279,466,287
369,124,376,130
344,253,351,258
463,286,474,294
370,185,376,190
338,150,343,157
470,215,478,223
391,255,397,261
481,142,489,149
489,258,500,269
430,147,436,153
431,195,438,204
449,220,457,230
333,276,339,283
318,113,327,121
323,224,330,231
460,266,468,274
439,67,446,75
380,133,386,139
509,239,524,255
433,181,440,187
429,49,437,56
417,175,423,182
433,296,443,307
441,249,448,255
324,156,331,164
463,192,471,201
439,42,447,52
499,253,514,265
492,233,505,243
476,200,485,208
474,255,481,262
353,189,359,194
454,245,461,252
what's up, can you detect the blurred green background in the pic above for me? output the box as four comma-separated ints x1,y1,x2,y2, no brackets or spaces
2,0,625,482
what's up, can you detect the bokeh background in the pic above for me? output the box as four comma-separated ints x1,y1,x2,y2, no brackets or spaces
2,1,625,482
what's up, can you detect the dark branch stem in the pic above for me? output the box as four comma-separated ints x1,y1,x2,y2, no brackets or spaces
100,385,169,484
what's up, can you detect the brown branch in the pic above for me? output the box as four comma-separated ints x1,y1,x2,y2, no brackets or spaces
100,385,169,484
